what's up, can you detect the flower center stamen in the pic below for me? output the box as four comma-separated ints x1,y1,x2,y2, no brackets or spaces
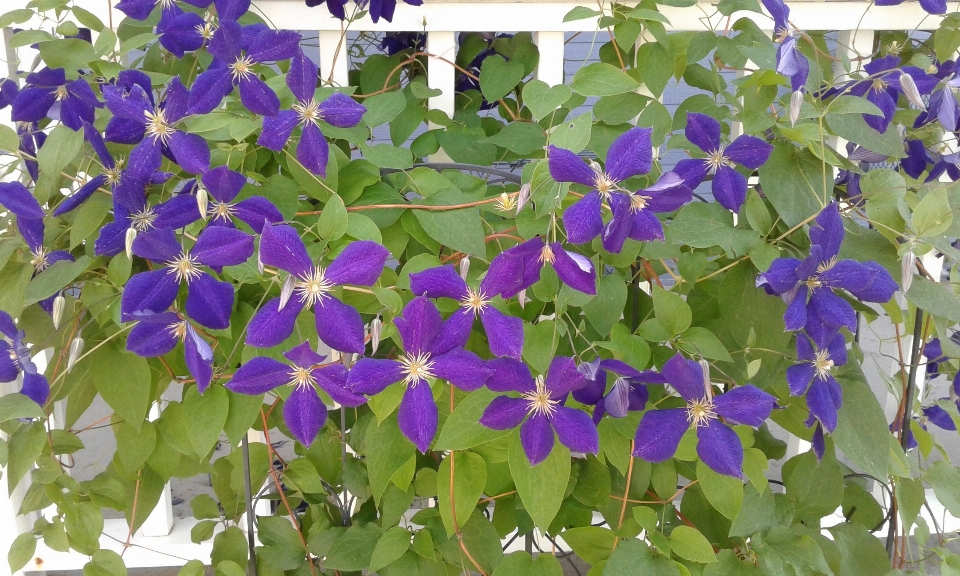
196,22,216,40
30,247,49,273
104,158,125,186
495,192,516,212
706,147,729,171
288,366,316,390
399,352,435,387
522,374,559,417
629,194,651,213
130,207,157,231
167,321,188,341
594,172,617,198
209,201,235,221
294,266,334,307
292,99,323,126
813,349,834,380
459,287,489,315
871,78,889,93
166,251,203,284
686,397,717,428
538,244,555,264
230,55,256,82
144,109,175,144
54,85,70,101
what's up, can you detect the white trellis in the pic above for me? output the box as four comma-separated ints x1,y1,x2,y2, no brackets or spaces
0,0,957,574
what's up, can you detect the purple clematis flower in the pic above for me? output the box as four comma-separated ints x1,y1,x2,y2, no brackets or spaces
479,356,596,466
924,337,948,377
601,172,693,254
155,5,208,58
838,56,936,134
246,224,389,354
875,0,945,16
673,113,773,213
347,297,492,452
121,226,253,329
11,68,102,132
0,311,50,406
93,182,201,257
102,76,210,175
762,0,808,92
572,359,666,423
306,0,423,23
633,354,776,478
257,50,366,177
756,203,897,332
227,341,366,446
917,62,960,131
187,21,301,117
126,311,215,393
114,0,212,20
785,321,847,433
196,166,283,232
483,236,596,298
409,264,524,359
15,122,46,182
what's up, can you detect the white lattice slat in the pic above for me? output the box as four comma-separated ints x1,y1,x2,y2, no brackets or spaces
534,31,565,86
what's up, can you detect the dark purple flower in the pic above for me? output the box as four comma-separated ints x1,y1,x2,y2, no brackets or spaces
114,0,214,21
156,5,207,58
187,21,301,117
11,68,102,132
102,76,210,175
550,127,687,250
15,122,46,182
572,359,665,423
762,0,807,92
924,337,948,376
756,203,898,332
305,0,423,23
483,236,596,298
479,356,596,466
875,0,945,16
839,56,936,134
94,185,202,257
785,322,846,433
257,49,365,176
633,354,775,478
673,113,773,212
198,166,283,232
0,311,49,406
227,341,365,445
347,297,492,452
380,32,425,55
120,226,253,329
0,79,18,110
126,311,215,393
246,224,389,354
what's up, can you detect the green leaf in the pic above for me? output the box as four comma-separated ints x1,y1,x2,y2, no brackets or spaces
485,122,547,155
369,527,411,573
480,55,525,102
833,375,890,481
0,8,34,28
366,415,416,504
414,189,486,257
0,393,45,422
667,202,759,254
669,525,716,563
604,539,681,575
523,319,559,374
562,526,617,565
359,143,414,170
317,194,349,241
436,388,511,450
493,551,563,575
757,142,827,228
827,95,883,116
0,125,20,153
913,187,953,237
91,342,151,432
925,460,960,518
549,112,592,153
571,63,641,96
697,460,743,520
508,428,570,529
83,550,127,576
583,272,628,337
437,451,487,536
363,91,407,128
754,525,832,575
522,80,573,121
7,532,35,574
563,6,602,21
636,42,673,97
825,112,906,158
72,6,105,30
678,327,732,362
35,124,83,203
8,422,46,494
181,385,229,459
258,515,307,570
115,421,156,472
24,256,91,305
859,168,906,199
38,39,97,72
652,285,692,337
8,30,53,48
906,276,960,322
436,130,498,165
829,523,890,576
324,524,382,571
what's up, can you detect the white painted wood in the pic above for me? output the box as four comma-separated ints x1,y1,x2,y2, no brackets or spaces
426,30,455,161
318,30,350,87
0,379,39,576
139,402,174,537
534,31,565,86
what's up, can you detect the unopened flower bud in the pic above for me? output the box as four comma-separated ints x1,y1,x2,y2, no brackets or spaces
67,335,84,373
52,295,65,330
516,183,531,214
125,227,137,259
370,316,382,354
900,72,925,110
698,359,712,400
901,250,916,293
278,275,295,311
196,185,209,221
789,90,803,127
517,289,527,309
459,256,470,280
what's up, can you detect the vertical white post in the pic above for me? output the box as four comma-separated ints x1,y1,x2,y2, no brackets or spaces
0,384,38,576
534,32,565,86
319,30,349,87
426,31,455,162
139,401,173,537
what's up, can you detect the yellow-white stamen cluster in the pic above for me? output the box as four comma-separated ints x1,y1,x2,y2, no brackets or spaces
813,349,834,380
629,193,652,213
686,397,717,428
804,256,838,291
145,109,175,144
229,55,256,82
459,287,489,316
54,85,70,101
104,159,124,186
522,374,559,417
30,247,49,273
167,320,188,341
288,366,316,390
292,99,323,127
399,352,435,387
294,266,334,307
706,146,732,172
130,207,157,231
166,251,203,284
538,244,555,265
209,201,236,222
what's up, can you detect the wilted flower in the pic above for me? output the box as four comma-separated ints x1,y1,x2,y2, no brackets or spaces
0,311,49,406
347,297,492,452
246,224,389,353
673,112,773,213
227,341,366,445
480,356,597,465
633,354,775,478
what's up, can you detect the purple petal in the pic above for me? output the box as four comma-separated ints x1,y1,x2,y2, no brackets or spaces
783,285,809,331
315,365,367,407
548,145,596,186
284,340,325,368
314,296,366,354
186,273,235,329
712,165,747,212
245,297,305,348
545,356,588,399
685,113,722,153
203,166,245,203
17,218,44,253
215,0,251,22
431,308,473,356
187,69,233,116
83,121,114,168
0,342,19,382
786,363,814,396
673,158,710,189
325,240,389,286
479,306,524,359
239,76,281,117
633,408,688,462
810,290,857,332
923,404,957,431
95,218,129,256
520,413,555,466
819,260,876,293
395,296,442,355
0,312,17,339
572,371,605,406
812,423,826,461
102,84,152,122
21,373,49,406
208,20,242,62
127,314,179,357
257,110,299,150
53,175,106,216
552,406,599,454
168,131,210,175
296,121,330,177
0,182,44,219
121,270,179,319
714,385,775,426
153,194,202,230
11,87,55,124
410,265,468,300
114,0,156,20
346,358,403,394
184,324,214,393
604,381,631,418
604,127,653,182
849,261,898,303
758,258,801,295
662,353,707,402
601,193,633,254
284,384,326,446
696,420,744,478
810,204,844,260
431,348,492,391
287,49,319,103
551,244,596,295
807,375,841,432
724,135,773,170
479,396,529,429
227,356,289,394
629,209,665,242
486,357,535,393
259,224,312,276
132,227,181,262
563,191,603,244
398,382,438,453
247,29,302,62
483,238,544,298
128,139,162,181
233,197,284,232
319,92,367,128
192,227,253,267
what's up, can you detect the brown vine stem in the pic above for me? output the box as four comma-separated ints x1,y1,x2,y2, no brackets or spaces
295,195,503,216
260,408,319,576
611,440,636,551
448,385,487,576
123,469,143,556
478,490,516,505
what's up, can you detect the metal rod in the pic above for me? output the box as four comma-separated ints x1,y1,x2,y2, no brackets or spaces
241,435,258,576
381,162,522,184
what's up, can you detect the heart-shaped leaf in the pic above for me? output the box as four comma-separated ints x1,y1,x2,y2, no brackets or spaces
523,80,573,121
480,55,525,102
